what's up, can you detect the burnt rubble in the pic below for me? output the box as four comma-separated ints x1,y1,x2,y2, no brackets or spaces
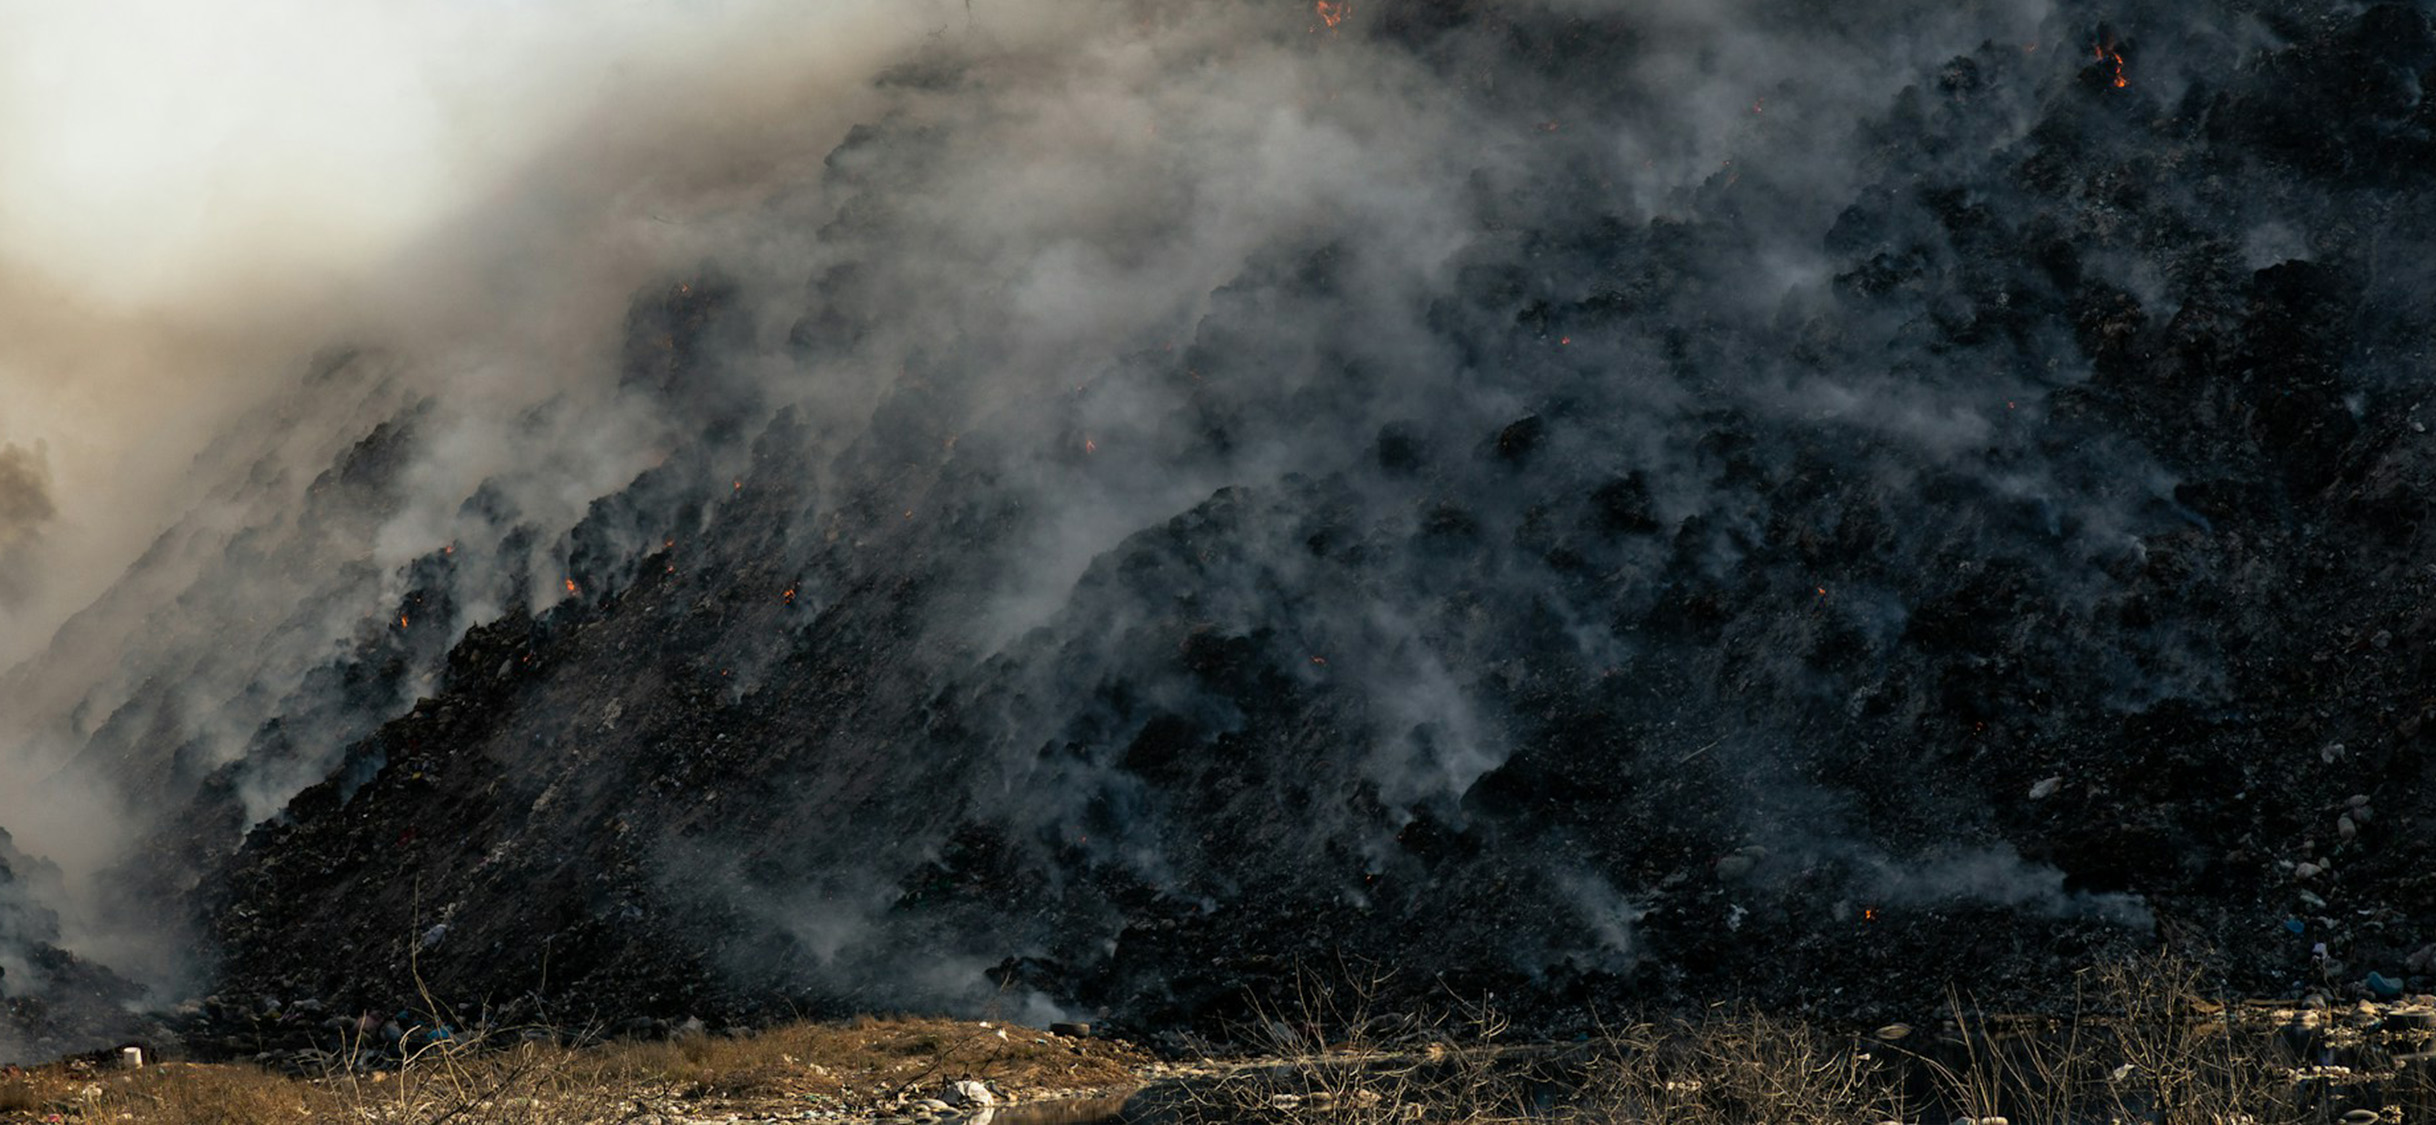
6,0,2436,1061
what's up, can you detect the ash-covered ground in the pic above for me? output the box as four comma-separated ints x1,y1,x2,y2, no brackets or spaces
3,0,2434,1063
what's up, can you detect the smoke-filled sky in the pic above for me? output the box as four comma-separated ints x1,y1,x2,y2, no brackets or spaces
0,0,942,666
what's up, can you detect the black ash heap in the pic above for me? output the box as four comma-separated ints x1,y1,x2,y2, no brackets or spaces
3,0,2435,1061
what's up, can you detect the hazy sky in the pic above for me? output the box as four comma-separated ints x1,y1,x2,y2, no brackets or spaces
0,0,761,304
0,0,932,664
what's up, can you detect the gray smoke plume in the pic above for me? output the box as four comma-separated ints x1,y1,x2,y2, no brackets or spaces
0,442,51,606
0,0,2422,1054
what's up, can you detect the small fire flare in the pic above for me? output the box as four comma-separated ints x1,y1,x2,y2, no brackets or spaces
2095,41,2127,88
1314,0,1349,29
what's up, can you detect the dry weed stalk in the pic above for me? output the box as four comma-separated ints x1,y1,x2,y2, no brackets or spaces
1165,951,2425,1125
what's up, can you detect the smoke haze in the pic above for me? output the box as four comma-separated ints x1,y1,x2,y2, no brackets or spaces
1,0,2428,1060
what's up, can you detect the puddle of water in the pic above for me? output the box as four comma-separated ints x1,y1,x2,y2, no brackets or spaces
965,1090,1137,1125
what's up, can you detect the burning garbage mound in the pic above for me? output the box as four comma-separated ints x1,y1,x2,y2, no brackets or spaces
3,0,2436,1059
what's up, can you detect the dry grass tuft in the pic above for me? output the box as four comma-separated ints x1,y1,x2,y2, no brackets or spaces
0,1080,42,1114
97,1063,335,1124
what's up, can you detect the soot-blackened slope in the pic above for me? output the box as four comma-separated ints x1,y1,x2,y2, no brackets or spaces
178,0,2436,1040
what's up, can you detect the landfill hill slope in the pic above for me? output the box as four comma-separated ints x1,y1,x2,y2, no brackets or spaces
3,0,2435,1061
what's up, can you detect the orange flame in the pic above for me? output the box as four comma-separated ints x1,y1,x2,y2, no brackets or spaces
565,578,579,595
2095,42,2127,88
1314,0,1348,28
782,586,797,604
399,614,410,629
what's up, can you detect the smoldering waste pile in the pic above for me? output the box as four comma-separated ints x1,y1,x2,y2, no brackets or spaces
3,0,2435,1062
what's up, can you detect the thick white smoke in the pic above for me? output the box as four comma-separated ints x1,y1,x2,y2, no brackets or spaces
0,0,2203,1045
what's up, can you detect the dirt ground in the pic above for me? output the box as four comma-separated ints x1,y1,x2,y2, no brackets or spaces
0,1017,1146,1125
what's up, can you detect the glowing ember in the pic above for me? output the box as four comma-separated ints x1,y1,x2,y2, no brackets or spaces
2095,42,2127,88
782,586,797,604
1863,907,1879,921
399,614,409,628
1084,438,1098,454
565,578,579,595
1314,0,1349,28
